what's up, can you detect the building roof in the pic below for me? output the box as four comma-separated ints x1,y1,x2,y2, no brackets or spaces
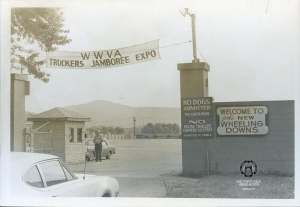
27,107,91,122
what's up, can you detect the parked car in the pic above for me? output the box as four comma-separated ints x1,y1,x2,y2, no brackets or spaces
11,152,119,197
85,139,116,161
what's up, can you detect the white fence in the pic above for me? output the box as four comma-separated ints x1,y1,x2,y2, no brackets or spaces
88,133,134,140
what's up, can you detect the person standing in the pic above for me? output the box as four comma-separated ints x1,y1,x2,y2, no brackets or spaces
93,132,103,162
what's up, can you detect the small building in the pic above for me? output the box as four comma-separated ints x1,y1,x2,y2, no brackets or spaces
27,107,90,164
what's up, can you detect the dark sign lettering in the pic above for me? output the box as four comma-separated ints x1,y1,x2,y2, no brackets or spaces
181,97,214,138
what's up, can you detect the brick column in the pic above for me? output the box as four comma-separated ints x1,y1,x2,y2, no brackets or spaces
178,62,210,175
11,73,30,151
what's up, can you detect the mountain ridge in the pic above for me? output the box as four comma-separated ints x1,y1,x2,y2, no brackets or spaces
64,100,181,128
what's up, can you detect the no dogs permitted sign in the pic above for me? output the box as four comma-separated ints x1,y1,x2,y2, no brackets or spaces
181,97,214,138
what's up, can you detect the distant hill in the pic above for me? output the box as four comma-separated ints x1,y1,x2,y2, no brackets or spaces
64,100,181,128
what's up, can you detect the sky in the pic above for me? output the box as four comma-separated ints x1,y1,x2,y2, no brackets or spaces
6,0,300,114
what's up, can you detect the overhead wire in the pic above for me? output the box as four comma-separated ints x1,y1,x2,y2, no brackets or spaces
15,26,192,58
90,116,181,125
89,25,191,39
28,96,45,112
12,20,209,61
135,117,180,120
20,40,192,58
89,30,192,46
92,118,133,124
197,46,207,62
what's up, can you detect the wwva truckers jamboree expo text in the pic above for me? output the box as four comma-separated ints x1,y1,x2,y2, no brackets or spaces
48,49,157,68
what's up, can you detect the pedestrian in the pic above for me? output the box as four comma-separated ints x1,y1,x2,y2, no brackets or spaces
93,131,103,162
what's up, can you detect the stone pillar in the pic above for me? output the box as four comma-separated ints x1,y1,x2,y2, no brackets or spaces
177,62,210,98
178,62,210,175
11,73,30,152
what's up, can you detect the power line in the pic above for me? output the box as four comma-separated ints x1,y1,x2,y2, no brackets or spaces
135,117,180,120
160,41,191,49
29,96,45,112
88,26,191,39
92,118,132,124
89,116,181,125
133,117,136,136
46,40,190,57
19,40,192,58
197,46,207,63
88,31,191,46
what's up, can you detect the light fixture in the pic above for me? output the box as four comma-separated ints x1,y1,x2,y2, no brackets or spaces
179,8,190,17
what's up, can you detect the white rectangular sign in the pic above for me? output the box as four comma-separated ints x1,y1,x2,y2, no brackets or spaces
46,40,160,69
217,106,268,135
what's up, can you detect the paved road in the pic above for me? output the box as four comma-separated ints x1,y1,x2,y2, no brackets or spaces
68,139,188,197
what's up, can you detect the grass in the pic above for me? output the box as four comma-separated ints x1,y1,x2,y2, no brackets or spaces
164,174,294,198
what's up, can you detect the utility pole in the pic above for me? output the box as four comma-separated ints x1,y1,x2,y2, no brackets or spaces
179,8,200,63
133,117,136,138
191,13,199,63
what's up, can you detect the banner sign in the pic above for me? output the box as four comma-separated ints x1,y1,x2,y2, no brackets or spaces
181,97,214,138
217,106,268,135
46,40,160,69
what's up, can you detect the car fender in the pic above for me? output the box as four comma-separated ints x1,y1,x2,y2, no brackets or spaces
75,174,119,197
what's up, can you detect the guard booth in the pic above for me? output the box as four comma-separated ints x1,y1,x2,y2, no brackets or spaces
27,107,90,164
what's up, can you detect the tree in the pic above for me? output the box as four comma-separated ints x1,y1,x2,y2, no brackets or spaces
154,123,180,134
141,123,155,134
107,126,115,134
172,123,180,134
11,8,71,82
100,126,108,134
154,123,164,134
114,126,124,134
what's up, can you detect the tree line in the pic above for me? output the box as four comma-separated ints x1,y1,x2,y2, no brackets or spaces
141,123,180,135
87,122,180,136
87,126,125,135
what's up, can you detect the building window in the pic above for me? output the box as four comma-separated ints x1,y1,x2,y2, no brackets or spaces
69,128,74,142
77,128,82,143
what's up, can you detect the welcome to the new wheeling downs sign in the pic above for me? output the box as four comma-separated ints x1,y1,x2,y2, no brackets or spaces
181,97,214,138
217,106,269,135
46,40,160,69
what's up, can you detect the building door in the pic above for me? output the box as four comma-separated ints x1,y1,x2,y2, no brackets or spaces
33,134,52,154
51,137,65,161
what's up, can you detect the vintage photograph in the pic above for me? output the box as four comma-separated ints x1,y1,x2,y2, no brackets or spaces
1,0,299,206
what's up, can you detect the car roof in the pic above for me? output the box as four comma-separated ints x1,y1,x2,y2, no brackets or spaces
11,152,59,168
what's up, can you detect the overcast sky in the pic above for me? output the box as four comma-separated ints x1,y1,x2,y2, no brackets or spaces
7,0,299,113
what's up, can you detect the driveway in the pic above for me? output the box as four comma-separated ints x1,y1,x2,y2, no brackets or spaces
68,139,188,197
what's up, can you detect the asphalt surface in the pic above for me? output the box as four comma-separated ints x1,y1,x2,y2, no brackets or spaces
68,139,190,197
